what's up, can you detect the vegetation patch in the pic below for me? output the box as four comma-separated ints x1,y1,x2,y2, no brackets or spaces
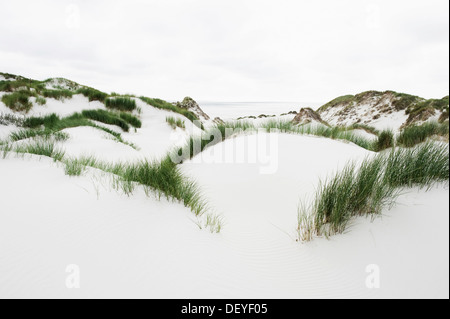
0,72,20,81
63,157,86,176
391,92,422,111
140,96,202,127
10,129,68,142
105,97,137,112
297,142,449,241
82,109,130,132
293,123,376,151
0,78,45,93
0,113,24,126
21,112,136,148
173,120,379,164
350,123,379,136
35,97,46,106
15,139,65,161
76,87,108,102
406,96,449,116
374,129,394,152
383,142,449,188
166,116,185,129
118,112,141,128
43,77,81,91
317,95,355,112
42,89,74,100
1,92,33,112
397,121,449,148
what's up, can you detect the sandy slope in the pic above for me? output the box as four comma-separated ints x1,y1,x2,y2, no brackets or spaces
1,134,448,298
318,100,412,132
1,96,198,162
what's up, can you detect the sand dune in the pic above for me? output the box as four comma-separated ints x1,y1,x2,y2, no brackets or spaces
1,135,447,298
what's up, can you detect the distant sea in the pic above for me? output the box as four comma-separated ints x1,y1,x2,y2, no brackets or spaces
197,101,324,120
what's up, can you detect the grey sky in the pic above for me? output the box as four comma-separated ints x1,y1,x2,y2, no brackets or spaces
0,0,448,103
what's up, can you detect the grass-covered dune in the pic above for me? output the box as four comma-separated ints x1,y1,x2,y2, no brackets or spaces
0,72,202,128
139,96,202,126
7,110,140,149
1,80,449,298
316,90,449,131
317,90,449,117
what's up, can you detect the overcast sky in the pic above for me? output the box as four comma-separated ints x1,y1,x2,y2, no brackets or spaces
0,0,448,103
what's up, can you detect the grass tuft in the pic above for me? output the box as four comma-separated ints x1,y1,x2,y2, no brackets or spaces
35,97,47,106
0,113,24,126
1,92,33,112
297,142,449,241
105,97,137,112
374,129,394,152
119,112,142,128
76,87,108,102
397,121,449,147
63,158,85,176
42,89,73,101
81,109,130,132
383,142,449,188
10,129,68,142
15,139,65,161
166,116,185,129
140,96,202,127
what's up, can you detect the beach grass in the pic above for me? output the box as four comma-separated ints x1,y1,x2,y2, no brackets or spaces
82,109,131,132
1,138,219,230
166,116,185,129
383,142,449,188
63,157,86,176
21,112,137,148
14,139,65,161
9,129,69,142
1,92,33,112
397,121,449,147
42,89,74,101
119,112,142,128
374,129,394,152
140,96,202,127
259,120,376,151
76,87,108,102
297,142,449,241
350,123,379,136
0,113,24,126
105,97,137,112
35,96,47,106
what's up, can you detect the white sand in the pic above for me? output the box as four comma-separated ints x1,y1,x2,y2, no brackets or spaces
28,94,106,118
0,134,448,298
0,125,18,140
61,126,144,162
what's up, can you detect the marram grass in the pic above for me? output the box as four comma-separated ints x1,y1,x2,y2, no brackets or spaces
20,112,138,149
0,138,221,233
374,129,394,152
166,116,185,129
397,121,449,147
105,97,137,112
297,142,449,241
